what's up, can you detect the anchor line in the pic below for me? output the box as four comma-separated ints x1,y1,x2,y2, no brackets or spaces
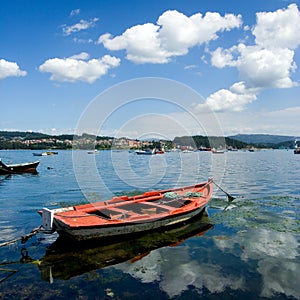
0,226,42,248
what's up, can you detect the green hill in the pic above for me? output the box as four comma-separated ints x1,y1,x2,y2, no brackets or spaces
173,135,248,149
229,134,296,145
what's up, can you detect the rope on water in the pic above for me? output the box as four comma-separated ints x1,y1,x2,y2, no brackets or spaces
0,226,42,248
0,267,18,283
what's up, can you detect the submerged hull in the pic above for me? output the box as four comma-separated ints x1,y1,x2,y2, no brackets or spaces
39,216,213,281
0,160,40,174
40,179,213,241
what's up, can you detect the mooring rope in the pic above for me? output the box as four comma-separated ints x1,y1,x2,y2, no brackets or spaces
0,267,18,283
0,226,42,248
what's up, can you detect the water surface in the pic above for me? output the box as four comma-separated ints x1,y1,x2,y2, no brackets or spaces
0,149,299,299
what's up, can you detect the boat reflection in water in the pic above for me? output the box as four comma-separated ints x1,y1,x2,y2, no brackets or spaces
39,214,213,282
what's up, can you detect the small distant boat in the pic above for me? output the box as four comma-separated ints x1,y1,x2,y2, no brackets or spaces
294,140,300,154
154,149,165,154
182,149,193,153
198,147,212,151
0,159,40,175
227,147,238,152
33,152,46,156
212,149,225,154
33,151,58,156
39,178,213,242
135,149,155,155
87,150,99,154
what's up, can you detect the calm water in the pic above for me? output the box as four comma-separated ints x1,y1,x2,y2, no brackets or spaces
0,149,299,299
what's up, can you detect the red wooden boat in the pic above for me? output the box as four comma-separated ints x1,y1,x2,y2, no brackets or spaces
40,178,213,241
0,159,40,175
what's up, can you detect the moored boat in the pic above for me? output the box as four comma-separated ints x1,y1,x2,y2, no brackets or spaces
33,153,46,156
87,149,99,154
212,149,225,154
154,149,165,154
39,178,213,241
33,151,58,156
294,140,300,154
0,159,40,174
135,149,155,155
198,147,212,151
182,149,194,153
45,151,58,155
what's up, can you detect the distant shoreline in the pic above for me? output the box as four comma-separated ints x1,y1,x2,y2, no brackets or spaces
0,130,298,150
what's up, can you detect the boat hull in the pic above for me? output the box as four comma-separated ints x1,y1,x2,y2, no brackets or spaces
55,205,207,241
135,150,154,155
0,160,40,174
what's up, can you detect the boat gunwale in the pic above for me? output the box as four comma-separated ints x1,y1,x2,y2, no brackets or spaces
73,180,210,212
54,201,201,229
6,161,40,168
55,204,205,230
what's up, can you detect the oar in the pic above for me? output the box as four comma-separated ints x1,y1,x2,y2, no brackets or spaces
213,180,235,202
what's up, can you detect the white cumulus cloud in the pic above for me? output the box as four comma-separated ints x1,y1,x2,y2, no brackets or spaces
211,46,237,68
237,45,296,89
98,10,242,64
39,52,120,83
206,4,300,112
204,83,257,112
253,4,300,49
0,59,27,80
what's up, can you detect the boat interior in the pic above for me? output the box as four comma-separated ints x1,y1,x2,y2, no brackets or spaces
88,197,194,220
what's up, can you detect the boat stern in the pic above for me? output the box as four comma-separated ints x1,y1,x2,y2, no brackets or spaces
40,208,55,233
39,206,75,233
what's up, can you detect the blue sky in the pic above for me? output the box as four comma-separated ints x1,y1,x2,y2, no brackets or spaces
1,0,299,139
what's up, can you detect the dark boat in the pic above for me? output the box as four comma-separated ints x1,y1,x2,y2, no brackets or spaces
33,153,44,156
87,150,99,154
198,147,212,151
38,216,213,281
0,159,40,175
39,179,213,241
